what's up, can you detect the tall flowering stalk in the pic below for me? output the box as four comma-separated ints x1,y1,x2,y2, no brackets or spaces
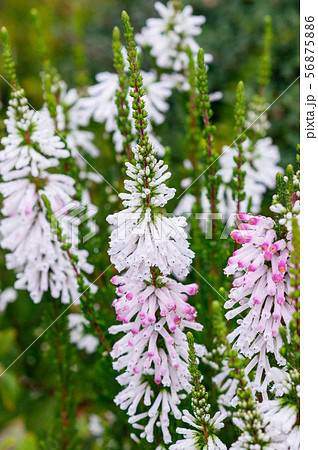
230,218,300,449
223,163,299,396
107,12,204,444
196,48,219,239
0,28,93,304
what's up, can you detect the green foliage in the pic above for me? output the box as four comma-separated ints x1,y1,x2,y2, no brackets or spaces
1,26,20,89
231,81,247,209
112,26,134,162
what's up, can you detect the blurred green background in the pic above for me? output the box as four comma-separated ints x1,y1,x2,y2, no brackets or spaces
0,0,299,448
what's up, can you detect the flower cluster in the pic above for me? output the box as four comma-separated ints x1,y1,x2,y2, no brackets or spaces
224,212,295,394
0,90,93,304
136,1,212,73
107,12,204,444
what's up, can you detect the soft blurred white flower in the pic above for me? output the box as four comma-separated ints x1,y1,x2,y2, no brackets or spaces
0,287,17,312
136,1,212,72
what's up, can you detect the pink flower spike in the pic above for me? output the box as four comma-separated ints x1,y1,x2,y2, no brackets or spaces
117,285,125,294
133,367,139,374
154,376,162,384
126,292,133,300
248,264,257,272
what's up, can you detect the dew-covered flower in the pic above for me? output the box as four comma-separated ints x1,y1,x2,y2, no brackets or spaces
170,409,227,450
217,137,281,217
224,213,295,394
0,91,93,304
136,1,212,72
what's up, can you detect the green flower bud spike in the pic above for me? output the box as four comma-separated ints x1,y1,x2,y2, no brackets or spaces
71,6,90,89
187,332,211,445
121,11,149,149
31,8,50,70
121,11,154,209
196,48,219,239
113,25,134,162
258,16,272,97
231,81,247,220
1,27,20,90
